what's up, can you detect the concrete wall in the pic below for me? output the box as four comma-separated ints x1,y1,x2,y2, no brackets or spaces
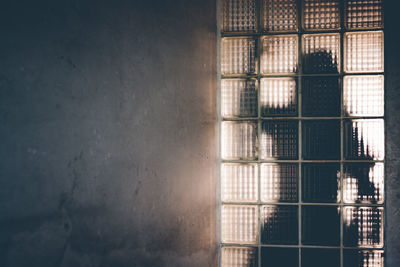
384,2,400,267
0,1,218,266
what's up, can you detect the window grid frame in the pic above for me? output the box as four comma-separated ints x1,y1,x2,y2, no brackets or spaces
219,0,385,266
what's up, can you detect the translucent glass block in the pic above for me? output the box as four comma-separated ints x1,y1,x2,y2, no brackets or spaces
344,31,384,73
222,0,257,32
221,79,258,118
344,75,384,117
344,119,384,160
261,205,298,244
302,33,340,74
303,0,340,30
343,207,383,247
302,249,340,267
221,247,258,267
346,0,383,29
261,35,298,74
260,120,298,160
260,78,297,116
222,121,257,160
344,249,384,267
222,163,258,202
263,0,298,32
221,38,257,75
343,163,384,204
302,206,340,245
302,77,340,116
261,248,298,267
222,205,258,244
261,163,298,202
302,120,340,160
302,163,340,203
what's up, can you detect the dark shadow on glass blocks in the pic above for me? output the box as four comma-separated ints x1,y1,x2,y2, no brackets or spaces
261,247,298,267
302,248,340,267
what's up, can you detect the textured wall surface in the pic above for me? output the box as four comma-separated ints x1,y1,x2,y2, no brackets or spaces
385,2,400,267
0,1,218,266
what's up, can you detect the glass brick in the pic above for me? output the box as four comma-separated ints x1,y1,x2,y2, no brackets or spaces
343,163,384,204
260,120,298,160
261,247,298,267
260,78,297,116
222,0,257,32
344,249,384,267
346,0,383,29
222,121,257,160
263,0,298,32
302,206,340,246
221,246,258,267
221,38,257,75
261,35,298,74
222,205,258,244
222,163,258,202
302,33,340,74
302,163,340,203
302,77,340,116
261,163,298,202
302,249,340,267
302,120,340,160
222,79,258,118
303,0,340,30
344,31,384,73
344,119,384,160
261,205,298,244
343,207,383,247
344,75,384,117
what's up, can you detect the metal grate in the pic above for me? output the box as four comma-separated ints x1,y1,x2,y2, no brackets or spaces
219,1,384,266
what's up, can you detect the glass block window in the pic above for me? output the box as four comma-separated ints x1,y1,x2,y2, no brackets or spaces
261,35,298,74
221,38,257,75
260,77,297,116
345,0,384,29
303,0,340,30
260,163,298,202
344,31,384,73
263,0,298,32
302,33,340,74
221,247,258,267
222,0,257,32
222,79,258,117
219,1,384,266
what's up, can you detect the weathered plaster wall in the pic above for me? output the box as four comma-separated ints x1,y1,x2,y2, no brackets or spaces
0,1,218,266
385,2,400,267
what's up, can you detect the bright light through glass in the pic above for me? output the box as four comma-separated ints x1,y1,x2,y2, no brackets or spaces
344,75,384,117
261,163,297,202
344,31,384,73
344,119,384,160
261,35,298,74
222,205,258,244
221,38,256,75
222,163,258,202
221,121,257,160
221,79,257,118
260,77,297,116
343,163,384,204
221,246,258,267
